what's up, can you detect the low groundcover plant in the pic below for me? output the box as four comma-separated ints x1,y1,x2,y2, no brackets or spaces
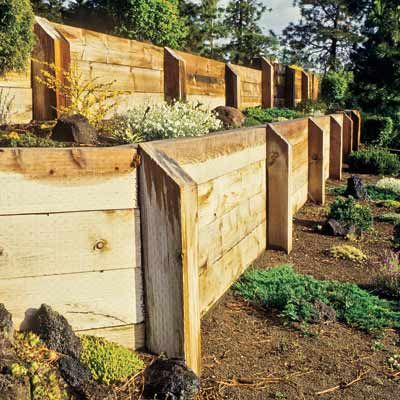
235,265,400,331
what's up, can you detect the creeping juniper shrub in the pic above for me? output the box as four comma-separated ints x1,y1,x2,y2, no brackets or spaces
234,265,400,331
331,184,400,201
80,335,144,385
347,148,400,176
243,107,303,124
328,196,373,232
0,131,67,148
378,213,400,225
362,115,394,147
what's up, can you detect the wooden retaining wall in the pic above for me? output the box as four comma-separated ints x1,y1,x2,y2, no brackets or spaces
0,147,144,349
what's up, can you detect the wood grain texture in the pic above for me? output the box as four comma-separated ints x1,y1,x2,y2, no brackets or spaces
225,64,240,109
0,268,144,331
330,116,343,180
199,222,266,316
0,147,139,215
308,118,325,205
139,143,201,374
230,64,262,109
78,323,145,350
266,124,292,253
302,71,310,101
261,58,274,108
164,47,187,102
0,209,141,279
342,113,353,158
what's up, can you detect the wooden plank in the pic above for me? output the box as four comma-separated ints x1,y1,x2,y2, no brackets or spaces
225,64,240,109
342,113,353,158
261,58,274,108
199,222,266,316
199,188,266,268
164,47,187,103
330,116,343,180
0,147,139,215
302,71,310,101
198,159,266,227
272,118,309,146
0,209,140,279
349,110,361,150
1,268,144,331
308,118,325,204
292,185,308,213
0,68,31,89
267,124,292,253
78,323,145,350
0,87,32,123
139,143,201,374
186,95,225,109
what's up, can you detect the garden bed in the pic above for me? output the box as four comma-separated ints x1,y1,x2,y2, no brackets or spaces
199,172,400,400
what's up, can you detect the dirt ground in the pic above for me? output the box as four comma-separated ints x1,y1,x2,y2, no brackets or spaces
199,173,400,400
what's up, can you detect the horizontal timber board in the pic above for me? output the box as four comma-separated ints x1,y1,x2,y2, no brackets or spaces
0,209,141,279
199,222,266,316
199,191,266,268
198,159,266,226
77,323,145,349
1,268,144,331
0,147,138,214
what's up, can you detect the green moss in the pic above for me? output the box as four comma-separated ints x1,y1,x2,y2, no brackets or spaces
80,335,144,385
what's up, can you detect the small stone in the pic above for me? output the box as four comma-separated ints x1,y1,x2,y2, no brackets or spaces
143,358,200,400
213,106,245,129
312,300,336,323
52,114,98,145
0,304,14,343
325,219,349,236
59,356,91,391
345,176,369,200
30,304,82,359
0,375,31,400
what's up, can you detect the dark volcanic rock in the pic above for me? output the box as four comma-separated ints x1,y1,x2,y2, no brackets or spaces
345,176,369,200
312,300,336,323
30,304,82,359
213,106,245,129
59,356,91,391
0,375,31,400
325,219,349,237
52,114,98,144
0,304,14,343
143,358,200,400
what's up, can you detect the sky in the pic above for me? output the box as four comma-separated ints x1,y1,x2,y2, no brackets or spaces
259,0,301,35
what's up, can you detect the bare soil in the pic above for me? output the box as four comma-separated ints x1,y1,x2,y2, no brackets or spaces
200,173,400,400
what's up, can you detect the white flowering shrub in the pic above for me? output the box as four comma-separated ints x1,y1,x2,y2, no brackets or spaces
108,101,222,144
376,178,400,196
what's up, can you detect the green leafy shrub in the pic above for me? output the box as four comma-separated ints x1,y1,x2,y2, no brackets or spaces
347,148,400,176
328,196,373,232
378,213,400,225
331,183,400,202
108,102,222,143
329,245,367,262
375,251,400,299
0,131,67,147
295,99,327,115
80,335,144,385
362,115,394,147
244,116,264,127
243,107,303,125
0,0,35,74
321,69,352,110
235,265,400,331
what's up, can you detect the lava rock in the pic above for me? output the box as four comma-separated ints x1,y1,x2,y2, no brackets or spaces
213,106,245,129
0,375,31,400
345,176,369,200
0,304,14,343
325,219,349,236
30,304,82,359
59,356,91,391
52,114,98,145
143,358,200,400
312,300,336,323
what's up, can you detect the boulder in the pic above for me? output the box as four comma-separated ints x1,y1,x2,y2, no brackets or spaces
345,176,369,200
325,219,349,237
0,304,14,343
0,375,31,400
213,106,245,129
59,356,91,392
52,114,98,145
143,358,199,400
312,300,336,323
30,304,82,359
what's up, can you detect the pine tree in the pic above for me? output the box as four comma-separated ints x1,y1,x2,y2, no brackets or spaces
222,0,278,65
31,0,66,22
282,0,363,72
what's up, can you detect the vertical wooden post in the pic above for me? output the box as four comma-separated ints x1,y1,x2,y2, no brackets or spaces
139,143,201,374
32,17,71,121
266,124,292,254
330,116,343,181
285,66,296,108
312,74,319,101
164,47,187,103
302,71,310,103
342,113,353,159
351,110,361,151
225,64,241,109
308,118,325,205
261,58,274,108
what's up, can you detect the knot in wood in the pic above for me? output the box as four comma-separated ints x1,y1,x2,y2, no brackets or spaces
94,239,107,251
